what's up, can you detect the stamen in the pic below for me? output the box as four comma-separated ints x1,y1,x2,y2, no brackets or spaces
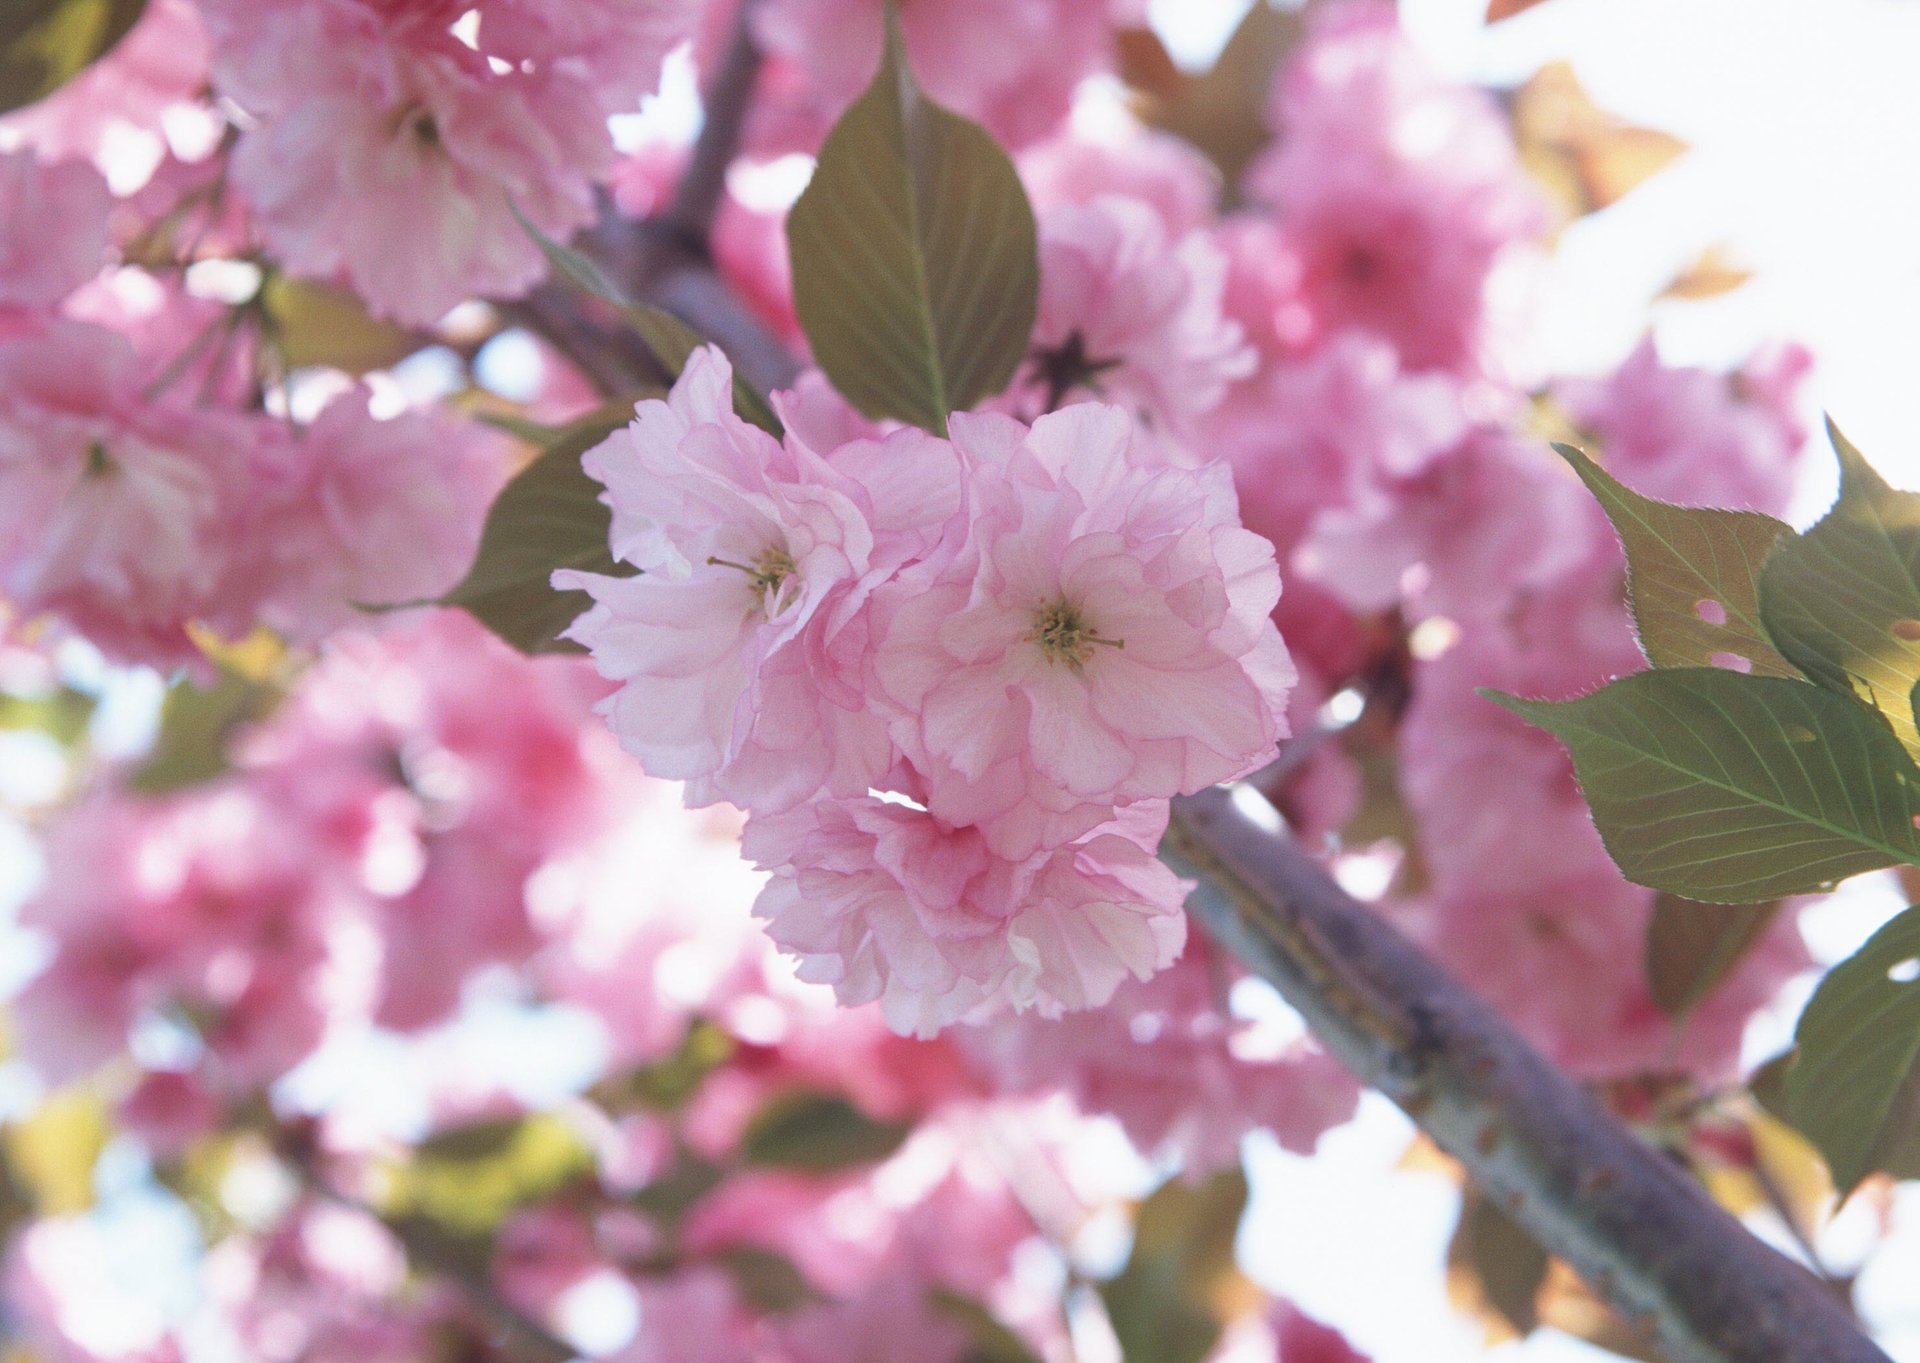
708,547,799,616
1027,598,1123,668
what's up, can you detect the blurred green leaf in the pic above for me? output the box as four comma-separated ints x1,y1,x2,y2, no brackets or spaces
260,276,419,375
1,0,146,115
786,5,1037,435
1100,1169,1256,1363
1761,422,1920,763
127,668,280,794
930,1290,1045,1363
0,687,94,745
1446,1188,1547,1341
716,1246,820,1314
596,1018,735,1113
1554,443,1796,677
740,1091,912,1173
1119,2,1302,197
1646,895,1781,1017
436,409,640,655
1786,904,1920,1195
1487,668,1920,902
385,1113,594,1235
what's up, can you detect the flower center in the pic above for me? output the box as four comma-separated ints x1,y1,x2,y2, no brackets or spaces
708,546,799,617
1028,597,1123,668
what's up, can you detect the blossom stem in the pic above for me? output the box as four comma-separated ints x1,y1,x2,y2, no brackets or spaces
1162,785,1883,1363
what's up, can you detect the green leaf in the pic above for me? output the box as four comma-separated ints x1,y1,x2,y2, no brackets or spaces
1786,904,1920,1193
385,1113,594,1235
1486,668,1920,902
1100,1169,1255,1363
0,686,94,745
930,1290,1046,1363
716,1246,820,1314
1,0,146,116
1554,443,1796,677
1760,421,1920,762
1119,2,1303,198
260,276,419,375
127,669,280,794
437,411,639,655
512,203,783,436
740,1091,912,1173
785,5,1038,435
1645,895,1780,1016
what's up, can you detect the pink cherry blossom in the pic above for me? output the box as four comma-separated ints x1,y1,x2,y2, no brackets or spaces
872,405,1293,857
959,938,1358,1169
1245,2,1547,377
202,0,618,324
745,788,1188,1036
1555,336,1810,516
0,320,263,667
1022,195,1252,434
249,390,505,643
0,151,110,311
559,347,961,814
1019,125,1223,237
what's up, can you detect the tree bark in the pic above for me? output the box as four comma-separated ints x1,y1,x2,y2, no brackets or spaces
1165,788,1883,1363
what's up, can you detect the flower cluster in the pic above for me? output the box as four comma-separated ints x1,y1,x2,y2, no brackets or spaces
561,348,1293,1034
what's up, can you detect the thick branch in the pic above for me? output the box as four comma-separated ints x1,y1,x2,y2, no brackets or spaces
1164,787,1883,1363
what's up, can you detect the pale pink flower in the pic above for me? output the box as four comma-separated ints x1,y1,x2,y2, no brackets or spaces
1246,2,1547,376
1297,426,1602,617
1555,337,1810,516
205,0,614,323
1019,126,1222,237
236,612,613,1030
1023,195,1252,434
959,938,1358,1169
560,347,961,814
13,789,351,1089
250,390,505,643
0,320,262,667
873,406,1291,856
1212,333,1469,560
0,151,110,311
744,789,1188,1036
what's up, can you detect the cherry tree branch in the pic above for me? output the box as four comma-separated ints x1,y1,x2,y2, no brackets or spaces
1163,787,1881,1363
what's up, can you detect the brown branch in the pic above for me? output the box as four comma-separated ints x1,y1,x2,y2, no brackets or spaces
1164,787,1882,1363
502,58,1888,1356
661,0,765,248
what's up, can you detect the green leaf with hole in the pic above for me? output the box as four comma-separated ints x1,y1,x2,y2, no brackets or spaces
1760,421,1920,762
1786,904,1920,1194
1100,1169,1254,1363
512,203,783,436
1645,895,1780,1017
1486,668,1920,902
786,6,1038,436
2,0,146,115
438,410,640,655
740,1091,913,1173
1554,443,1796,677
